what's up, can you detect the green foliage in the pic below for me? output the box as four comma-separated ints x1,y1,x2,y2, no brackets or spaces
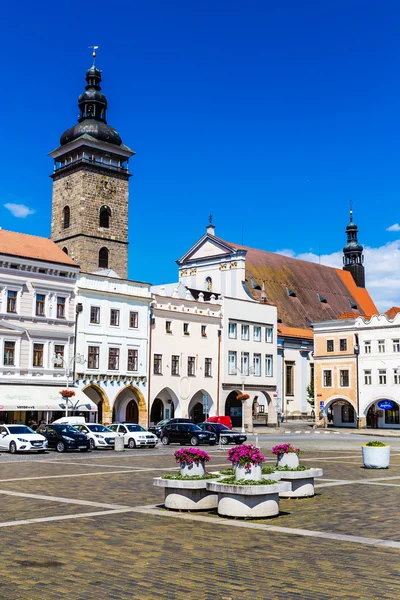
276,465,308,471
161,473,221,481
220,476,276,486
261,465,276,474
306,378,315,408
219,468,234,475
365,441,387,447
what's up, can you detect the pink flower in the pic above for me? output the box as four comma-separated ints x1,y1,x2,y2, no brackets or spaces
227,444,265,467
271,443,300,456
174,448,211,465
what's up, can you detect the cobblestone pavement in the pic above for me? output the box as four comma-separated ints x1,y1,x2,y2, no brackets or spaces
1,440,400,599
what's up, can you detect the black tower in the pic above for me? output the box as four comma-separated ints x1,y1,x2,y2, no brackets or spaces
343,209,365,288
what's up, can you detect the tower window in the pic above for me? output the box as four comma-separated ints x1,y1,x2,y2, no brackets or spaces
63,206,70,229
99,205,111,228
62,247,68,255
98,247,109,269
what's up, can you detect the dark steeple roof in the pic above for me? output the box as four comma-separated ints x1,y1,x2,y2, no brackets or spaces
60,52,122,147
343,207,365,288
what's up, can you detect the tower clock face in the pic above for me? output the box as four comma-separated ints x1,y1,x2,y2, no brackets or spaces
97,177,116,199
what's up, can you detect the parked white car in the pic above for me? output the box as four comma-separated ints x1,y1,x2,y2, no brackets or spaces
109,423,158,448
74,423,119,450
0,424,48,454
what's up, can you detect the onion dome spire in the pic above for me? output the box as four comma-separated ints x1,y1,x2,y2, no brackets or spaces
343,203,365,288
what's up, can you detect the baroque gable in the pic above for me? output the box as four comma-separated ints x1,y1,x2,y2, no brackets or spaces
177,234,237,265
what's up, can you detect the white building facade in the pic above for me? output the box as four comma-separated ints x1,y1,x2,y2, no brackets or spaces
75,272,152,427
149,284,222,424
0,231,97,425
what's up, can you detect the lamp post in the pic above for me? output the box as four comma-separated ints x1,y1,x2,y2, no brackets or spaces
53,351,86,417
232,365,255,434
273,393,281,428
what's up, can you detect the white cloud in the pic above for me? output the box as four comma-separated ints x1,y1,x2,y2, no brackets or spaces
4,203,35,218
274,241,400,313
386,223,400,232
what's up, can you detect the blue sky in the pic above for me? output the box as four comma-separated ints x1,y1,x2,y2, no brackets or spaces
1,1,400,309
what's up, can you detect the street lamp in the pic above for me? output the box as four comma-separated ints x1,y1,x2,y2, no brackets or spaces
53,351,86,417
231,365,256,434
273,393,281,428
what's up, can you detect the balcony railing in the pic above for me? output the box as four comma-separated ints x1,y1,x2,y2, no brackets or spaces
54,157,128,174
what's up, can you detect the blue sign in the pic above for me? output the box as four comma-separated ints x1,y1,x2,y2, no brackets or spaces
377,400,396,410
319,401,325,410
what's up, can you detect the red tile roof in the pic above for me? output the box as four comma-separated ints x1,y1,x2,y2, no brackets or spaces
0,230,77,266
385,307,400,320
218,237,378,331
277,325,314,340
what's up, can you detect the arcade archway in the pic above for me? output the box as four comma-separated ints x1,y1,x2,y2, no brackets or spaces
225,390,242,428
82,384,111,424
112,386,147,428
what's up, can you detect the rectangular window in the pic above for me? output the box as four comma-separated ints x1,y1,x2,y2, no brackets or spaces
364,341,371,354
35,294,45,316
394,370,400,385
7,290,17,313
183,323,189,335
108,348,120,370
90,306,100,324
57,297,66,319
340,370,349,387
241,352,249,375
54,345,64,369
166,321,172,334
127,349,138,371
241,325,249,341
379,369,387,385
188,356,196,376
393,339,400,353
33,343,44,367
378,340,385,353
253,326,261,342
228,351,237,375
253,353,261,376
129,311,138,328
228,322,237,339
323,370,332,387
201,325,207,337
327,340,334,353
4,341,15,366
364,370,372,385
88,346,99,369
205,358,212,377
154,354,162,375
285,363,294,395
340,339,347,352
265,327,273,343
110,309,120,326
171,355,179,376
266,354,273,377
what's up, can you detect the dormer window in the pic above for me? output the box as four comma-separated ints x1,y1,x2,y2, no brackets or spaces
318,293,327,303
286,287,296,297
349,300,358,309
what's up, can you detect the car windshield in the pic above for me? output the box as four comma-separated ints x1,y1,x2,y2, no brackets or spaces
156,420,169,426
52,425,80,434
213,424,231,431
7,425,34,435
126,425,146,432
86,424,111,433
187,424,202,431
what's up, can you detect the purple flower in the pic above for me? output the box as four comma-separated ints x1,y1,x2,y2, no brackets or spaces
271,443,300,456
227,444,265,467
174,448,211,465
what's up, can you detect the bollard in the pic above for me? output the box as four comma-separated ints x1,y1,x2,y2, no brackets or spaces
255,433,259,449
114,436,125,452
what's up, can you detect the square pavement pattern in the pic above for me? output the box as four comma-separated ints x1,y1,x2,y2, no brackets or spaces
1,442,400,600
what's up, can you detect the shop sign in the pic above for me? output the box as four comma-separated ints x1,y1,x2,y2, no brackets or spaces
377,400,396,410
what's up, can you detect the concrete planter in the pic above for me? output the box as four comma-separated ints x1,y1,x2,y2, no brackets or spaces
263,471,282,482
362,445,390,469
277,453,299,469
206,480,291,518
234,463,262,481
180,461,206,477
153,478,218,511
278,468,323,498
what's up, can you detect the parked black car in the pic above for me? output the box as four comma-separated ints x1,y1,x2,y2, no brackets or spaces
197,422,247,445
149,418,191,438
160,423,216,446
37,424,91,453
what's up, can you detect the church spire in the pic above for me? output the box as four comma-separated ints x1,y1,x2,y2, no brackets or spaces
343,204,365,288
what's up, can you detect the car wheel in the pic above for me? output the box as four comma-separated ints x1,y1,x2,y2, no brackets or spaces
56,441,66,453
221,436,229,445
190,436,199,446
9,441,17,454
161,436,170,445
128,438,136,449
89,438,96,450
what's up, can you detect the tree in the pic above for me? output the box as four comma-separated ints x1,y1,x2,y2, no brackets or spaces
306,378,315,408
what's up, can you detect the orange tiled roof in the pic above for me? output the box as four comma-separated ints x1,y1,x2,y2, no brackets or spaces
218,237,378,331
0,230,77,266
277,325,314,340
385,307,400,320
339,312,362,320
